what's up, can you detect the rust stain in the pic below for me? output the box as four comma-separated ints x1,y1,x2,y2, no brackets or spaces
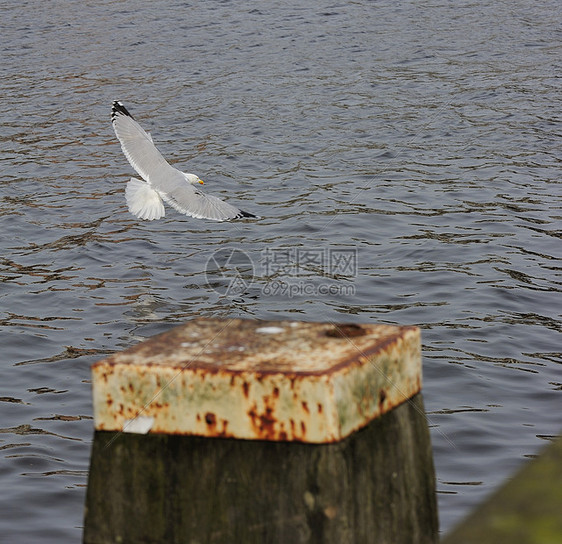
324,323,366,338
92,319,422,443
93,319,418,378
248,404,277,440
220,419,229,435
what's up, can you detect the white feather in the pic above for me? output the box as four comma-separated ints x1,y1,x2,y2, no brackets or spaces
125,178,165,220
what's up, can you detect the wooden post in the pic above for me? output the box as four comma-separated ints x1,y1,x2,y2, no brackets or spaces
83,319,438,543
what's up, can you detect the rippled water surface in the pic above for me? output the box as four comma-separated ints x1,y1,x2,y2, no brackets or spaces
1,1,561,541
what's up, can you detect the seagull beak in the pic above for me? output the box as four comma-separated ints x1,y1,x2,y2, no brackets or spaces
198,179,204,185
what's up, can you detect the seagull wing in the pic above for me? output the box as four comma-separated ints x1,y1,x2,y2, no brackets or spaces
161,184,253,221
111,101,173,182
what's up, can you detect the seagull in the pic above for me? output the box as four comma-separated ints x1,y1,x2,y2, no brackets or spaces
111,101,257,221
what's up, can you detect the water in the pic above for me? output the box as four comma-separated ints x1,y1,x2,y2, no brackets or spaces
1,0,560,541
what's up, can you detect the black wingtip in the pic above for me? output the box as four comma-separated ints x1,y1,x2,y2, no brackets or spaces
111,100,134,122
237,210,260,220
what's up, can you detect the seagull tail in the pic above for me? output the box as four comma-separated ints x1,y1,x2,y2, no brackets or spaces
125,178,166,220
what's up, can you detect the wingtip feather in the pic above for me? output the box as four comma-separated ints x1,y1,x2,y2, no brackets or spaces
111,100,134,122
237,210,260,220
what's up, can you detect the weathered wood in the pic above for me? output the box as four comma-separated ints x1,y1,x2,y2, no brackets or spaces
442,435,562,544
83,393,437,544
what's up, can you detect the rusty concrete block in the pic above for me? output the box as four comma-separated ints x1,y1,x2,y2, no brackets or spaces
92,319,422,443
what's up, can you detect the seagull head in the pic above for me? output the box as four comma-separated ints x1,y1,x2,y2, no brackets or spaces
183,172,204,185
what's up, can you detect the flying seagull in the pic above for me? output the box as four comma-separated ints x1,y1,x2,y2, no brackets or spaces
111,101,257,221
